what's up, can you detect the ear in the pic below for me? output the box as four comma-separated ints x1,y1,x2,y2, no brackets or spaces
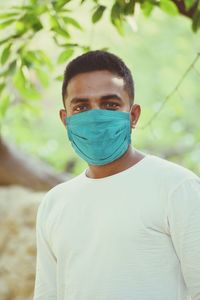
130,104,141,129
59,109,67,126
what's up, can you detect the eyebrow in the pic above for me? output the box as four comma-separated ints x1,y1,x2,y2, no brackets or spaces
70,94,123,106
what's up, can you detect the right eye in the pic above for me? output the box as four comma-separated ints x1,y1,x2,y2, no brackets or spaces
73,105,88,114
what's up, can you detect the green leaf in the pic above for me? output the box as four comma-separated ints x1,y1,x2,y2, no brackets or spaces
184,0,196,10
111,2,121,16
23,50,52,69
12,5,32,10
80,45,91,53
54,26,71,38
34,5,47,15
18,13,43,32
15,21,26,33
55,74,63,81
21,84,40,100
32,17,43,31
0,19,16,29
116,0,125,5
36,50,53,69
20,101,41,116
32,21,43,31
0,94,10,119
92,5,106,23
49,14,60,29
22,51,36,67
159,0,179,16
53,0,72,10
7,60,17,75
13,67,26,90
35,67,49,87
141,2,154,17
57,48,74,64
113,18,124,35
0,12,19,18
13,65,41,99
0,37,11,46
123,0,135,15
23,50,46,67
62,16,82,30
0,61,16,77
1,43,12,65
111,2,122,23
0,83,5,93
99,47,109,51
56,42,79,48
30,0,38,4
110,3,124,35
192,10,200,32
50,14,71,38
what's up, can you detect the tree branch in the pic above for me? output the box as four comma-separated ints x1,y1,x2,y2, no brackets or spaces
172,0,198,19
139,52,200,129
0,137,70,191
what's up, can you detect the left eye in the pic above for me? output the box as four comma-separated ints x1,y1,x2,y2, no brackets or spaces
103,103,119,109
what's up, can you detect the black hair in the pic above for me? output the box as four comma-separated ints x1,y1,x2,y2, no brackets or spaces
62,50,134,106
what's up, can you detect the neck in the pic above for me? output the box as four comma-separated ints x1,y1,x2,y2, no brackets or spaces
86,146,145,179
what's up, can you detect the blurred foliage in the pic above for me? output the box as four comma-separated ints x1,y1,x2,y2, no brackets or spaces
0,0,200,125
0,0,200,176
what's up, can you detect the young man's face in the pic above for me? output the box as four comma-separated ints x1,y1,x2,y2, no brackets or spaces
60,70,140,127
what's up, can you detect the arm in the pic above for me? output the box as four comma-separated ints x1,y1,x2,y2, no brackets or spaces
167,178,200,300
33,197,57,300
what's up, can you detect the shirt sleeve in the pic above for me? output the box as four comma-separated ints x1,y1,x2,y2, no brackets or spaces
167,178,200,300
33,196,57,300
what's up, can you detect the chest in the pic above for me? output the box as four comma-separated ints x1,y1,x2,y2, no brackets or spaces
48,182,169,261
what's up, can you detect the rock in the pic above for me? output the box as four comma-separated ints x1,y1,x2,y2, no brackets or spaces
0,186,44,300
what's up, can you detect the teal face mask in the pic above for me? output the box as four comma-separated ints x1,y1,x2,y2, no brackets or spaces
66,109,131,166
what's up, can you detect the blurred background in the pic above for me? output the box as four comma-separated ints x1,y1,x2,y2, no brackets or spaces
0,0,200,299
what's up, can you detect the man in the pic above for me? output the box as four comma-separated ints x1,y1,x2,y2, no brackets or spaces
33,50,200,300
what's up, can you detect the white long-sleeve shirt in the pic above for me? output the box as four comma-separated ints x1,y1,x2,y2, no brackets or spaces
33,155,200,300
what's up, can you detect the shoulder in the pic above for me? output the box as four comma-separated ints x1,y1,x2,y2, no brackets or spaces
147,154,198,180
146,154,199,189
37,171,86,217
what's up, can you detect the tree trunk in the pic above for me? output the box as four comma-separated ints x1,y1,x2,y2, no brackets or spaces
0,136,70,191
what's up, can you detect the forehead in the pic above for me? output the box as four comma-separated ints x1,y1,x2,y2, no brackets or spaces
65,70,127,100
